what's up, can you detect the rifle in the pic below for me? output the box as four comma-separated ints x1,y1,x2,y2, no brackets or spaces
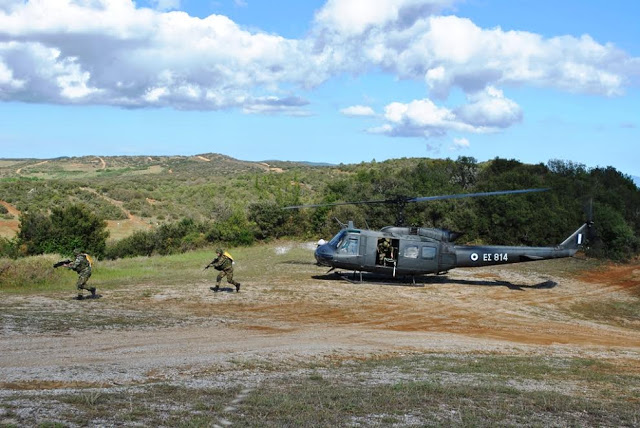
203,258,222,271
53,259,72,268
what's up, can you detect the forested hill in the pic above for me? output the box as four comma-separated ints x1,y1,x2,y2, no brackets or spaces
0,154,638,261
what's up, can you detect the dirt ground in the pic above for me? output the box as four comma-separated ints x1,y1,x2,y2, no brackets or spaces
1,255,639,393
0,200,20,239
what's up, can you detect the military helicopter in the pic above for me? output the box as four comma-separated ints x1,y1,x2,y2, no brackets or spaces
285,189,594,281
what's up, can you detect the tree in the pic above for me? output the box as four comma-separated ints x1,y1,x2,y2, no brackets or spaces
248,201,288,240
17,211,53,255
18,204,109,258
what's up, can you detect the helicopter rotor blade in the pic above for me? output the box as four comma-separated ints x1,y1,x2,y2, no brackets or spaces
408,188,549,203
283,188,549,210
283,198,397,209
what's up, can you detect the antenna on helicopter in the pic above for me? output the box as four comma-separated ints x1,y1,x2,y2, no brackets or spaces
334,217,347,228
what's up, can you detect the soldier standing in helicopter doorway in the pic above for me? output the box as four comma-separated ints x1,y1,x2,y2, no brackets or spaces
206,248,241,292
377,238,392,265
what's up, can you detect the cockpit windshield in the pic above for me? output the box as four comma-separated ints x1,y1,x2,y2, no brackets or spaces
328,230,346,248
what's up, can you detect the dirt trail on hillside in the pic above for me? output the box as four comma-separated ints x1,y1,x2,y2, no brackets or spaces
80,187,151,231
0,200,20,237
1,261,639,387
15,160,48,174
0,200,20,217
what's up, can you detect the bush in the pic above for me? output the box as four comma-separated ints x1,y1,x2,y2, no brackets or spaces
205,210,255,247
589,204,639,261
0,255,68,289
248,201,287,240
105,230,156,259
0,237,19,259
104,214,256,260
17,204,109,258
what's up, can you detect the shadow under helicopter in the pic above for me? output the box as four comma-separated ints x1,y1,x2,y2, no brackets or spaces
311,271,557,291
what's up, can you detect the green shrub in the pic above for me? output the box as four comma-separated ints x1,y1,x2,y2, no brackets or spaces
0,237,19,258
105,230,156,259
0,255,67,289
17,204,109,258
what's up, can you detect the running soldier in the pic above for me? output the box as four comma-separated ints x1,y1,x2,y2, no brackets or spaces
205,248,241,292
65,248,96,300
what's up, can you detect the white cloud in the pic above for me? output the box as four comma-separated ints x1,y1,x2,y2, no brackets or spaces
369,89,521,139
242,95,311,116
314,0,454,35
150,0,181,11
0,0,309,111
0,0,637,118
341,105,375,117
449,137,469,151
311,4,638,97
455,86,522,128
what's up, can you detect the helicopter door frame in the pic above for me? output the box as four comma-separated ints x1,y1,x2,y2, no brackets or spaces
438,243,457,273
358,235,367,267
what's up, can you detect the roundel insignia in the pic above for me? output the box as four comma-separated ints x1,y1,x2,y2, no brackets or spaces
470,253,479,261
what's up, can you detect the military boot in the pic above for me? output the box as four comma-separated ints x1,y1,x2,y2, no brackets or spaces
210,285,221,292
235,283,241,293
90,287,97,297
75,294,84,300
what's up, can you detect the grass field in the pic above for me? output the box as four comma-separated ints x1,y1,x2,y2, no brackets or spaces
1,354,638,427
1,243,639,427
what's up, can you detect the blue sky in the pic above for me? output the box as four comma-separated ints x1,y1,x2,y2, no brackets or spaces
0,0,638,178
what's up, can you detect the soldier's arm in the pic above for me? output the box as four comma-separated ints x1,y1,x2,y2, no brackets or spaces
69,256,82,270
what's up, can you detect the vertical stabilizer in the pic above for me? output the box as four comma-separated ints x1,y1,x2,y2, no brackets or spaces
559,223,592,250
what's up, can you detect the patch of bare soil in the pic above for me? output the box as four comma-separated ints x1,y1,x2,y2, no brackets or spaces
580,261,640,292
1,260,639,391
0,200,20,238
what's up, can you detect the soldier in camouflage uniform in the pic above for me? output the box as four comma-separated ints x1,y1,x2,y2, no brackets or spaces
68,248,96,300
207,248,241,293
377,238,392,265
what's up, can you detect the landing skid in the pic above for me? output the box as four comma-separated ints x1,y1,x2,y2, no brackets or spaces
335,271,424,286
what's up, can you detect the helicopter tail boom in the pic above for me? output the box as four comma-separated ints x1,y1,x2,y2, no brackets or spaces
453,223,593,269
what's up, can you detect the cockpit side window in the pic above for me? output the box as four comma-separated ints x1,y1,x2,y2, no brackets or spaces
337,234,359,255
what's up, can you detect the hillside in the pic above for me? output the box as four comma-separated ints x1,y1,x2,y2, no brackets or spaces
1,154,639,260
0,153,320,240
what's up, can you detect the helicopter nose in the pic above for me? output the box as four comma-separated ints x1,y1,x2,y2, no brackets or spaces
315,244,334,266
